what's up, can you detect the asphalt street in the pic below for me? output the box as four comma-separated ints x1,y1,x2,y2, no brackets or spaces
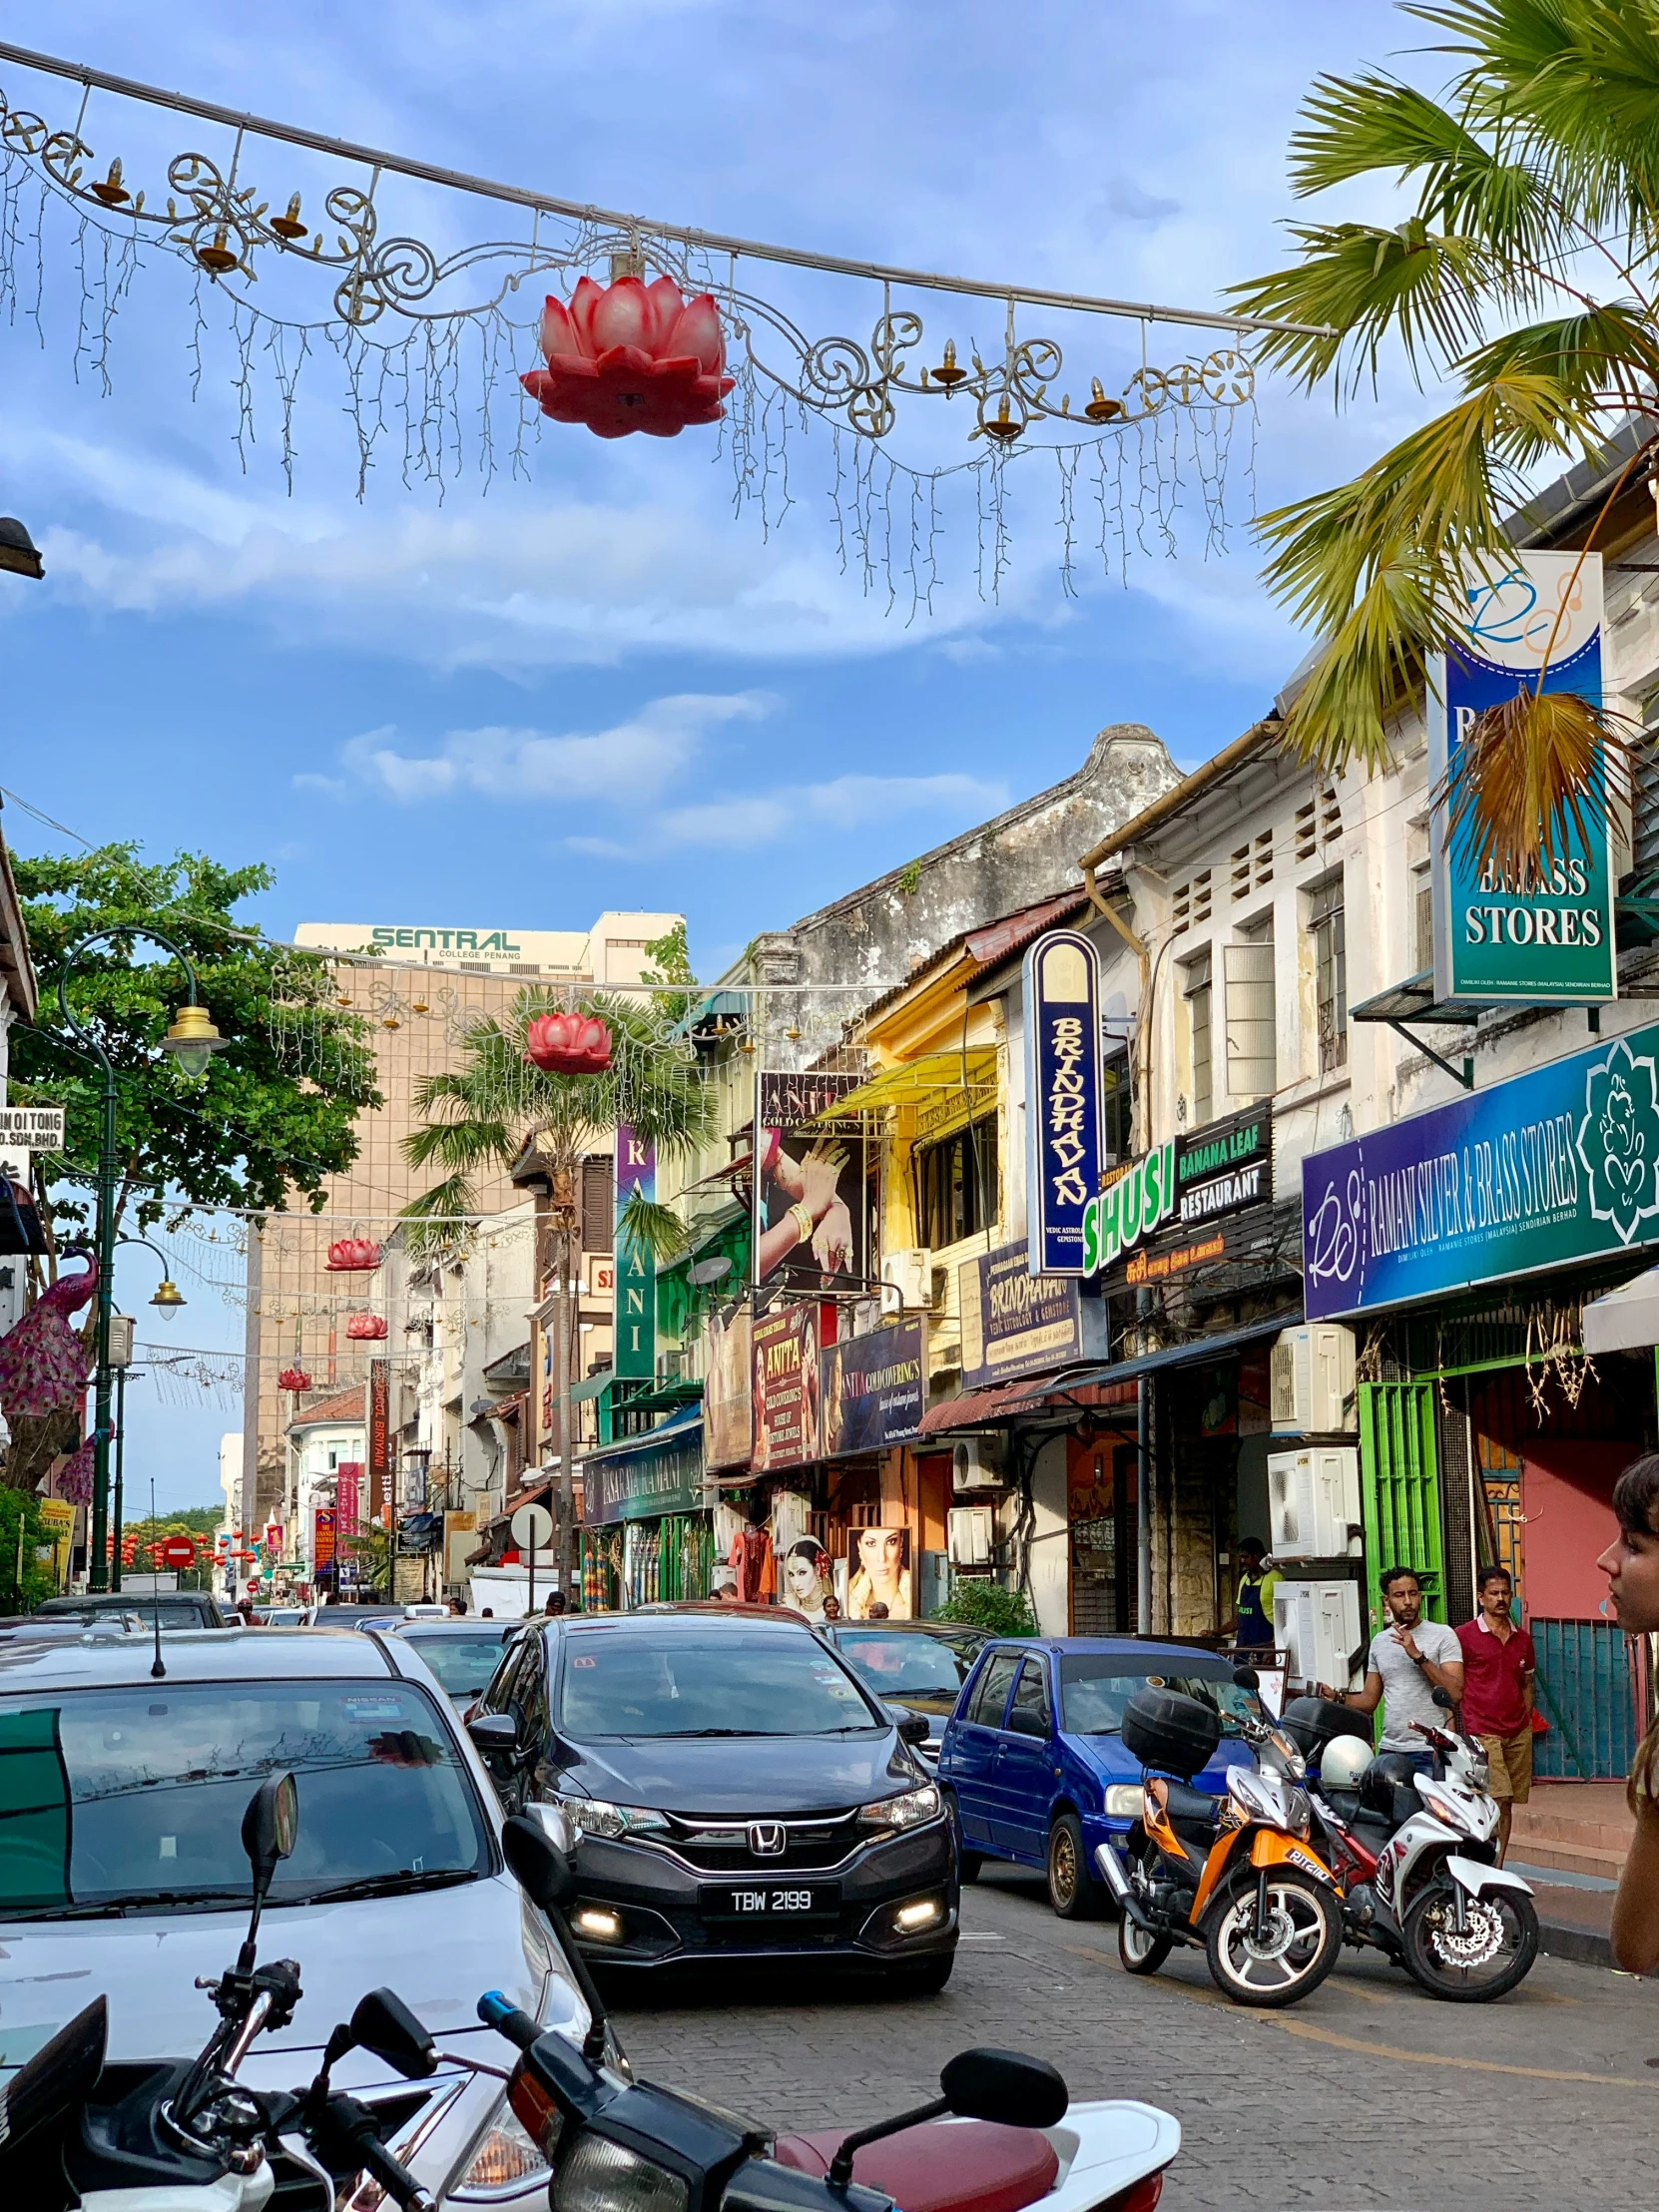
610,1862,1659,2212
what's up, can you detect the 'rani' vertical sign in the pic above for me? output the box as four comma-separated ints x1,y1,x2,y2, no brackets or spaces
1023,928,1104,1276
614,1126,657,1380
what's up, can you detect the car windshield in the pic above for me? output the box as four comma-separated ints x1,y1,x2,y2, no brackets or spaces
44,1601,204,1628
402,1630,509,1697
558,1630,882,1738
835,1630,980,1699
1058,1658,1259,1738
0,1678,492,1920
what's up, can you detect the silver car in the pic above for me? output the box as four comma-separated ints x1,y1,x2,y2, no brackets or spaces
0,1627,589,2205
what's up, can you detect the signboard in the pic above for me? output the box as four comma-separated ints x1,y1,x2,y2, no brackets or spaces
443,1509,476,1583
582,1421,705,1525
614,1126,656,1379
313,1505,336,1571
822,1319,925,1455
335,1461,361,1538
755,1071,868,1294
0,1107,64,1151
158,1534,196,1568
1301,1022,1659,1319
702,1305,754,1470
958,1243,1106,1390
367,1361,390,1520
1023,929,1105,1276
1430,551,1616,1003
1087,1103,1273,1280
752,1304,828,1470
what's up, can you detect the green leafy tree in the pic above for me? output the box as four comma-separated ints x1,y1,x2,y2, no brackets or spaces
1228,0,1659,874
930,1581,1037,1636
640,920,699,1029
117,1508,225,1592
0,1487,58,1611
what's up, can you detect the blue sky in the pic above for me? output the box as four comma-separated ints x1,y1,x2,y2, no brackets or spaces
0,1,1428,1504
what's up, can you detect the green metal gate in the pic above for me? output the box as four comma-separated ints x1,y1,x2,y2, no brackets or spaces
1357,1382,1446,1635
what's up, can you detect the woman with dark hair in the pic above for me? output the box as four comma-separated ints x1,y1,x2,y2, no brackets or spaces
1596,1454,1659,1972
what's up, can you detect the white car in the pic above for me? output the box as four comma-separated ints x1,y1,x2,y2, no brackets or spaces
0,1627,590,2205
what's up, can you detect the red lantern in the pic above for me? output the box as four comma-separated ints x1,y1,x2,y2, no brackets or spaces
278,1367,312,1392
521,276,735,439
345,1314,387,1342
325,1238,382,1273
525,1010,612,1075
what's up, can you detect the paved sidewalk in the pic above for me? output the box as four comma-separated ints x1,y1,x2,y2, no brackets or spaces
611,1862,1659,2212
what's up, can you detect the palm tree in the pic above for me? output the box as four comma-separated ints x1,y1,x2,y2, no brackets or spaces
1227,0,1659,873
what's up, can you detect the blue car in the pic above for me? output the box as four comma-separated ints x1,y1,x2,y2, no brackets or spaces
936,1637,1261,1918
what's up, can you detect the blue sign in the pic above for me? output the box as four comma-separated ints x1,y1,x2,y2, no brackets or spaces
1023,929,1104,1276
1303,1023,1659,1320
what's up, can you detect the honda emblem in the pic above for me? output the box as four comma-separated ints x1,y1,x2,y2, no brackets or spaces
749,1822,786,1857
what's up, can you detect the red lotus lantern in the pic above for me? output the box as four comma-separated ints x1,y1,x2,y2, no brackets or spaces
521,276,735,439
525,1010,613,1075
325,1238,382,1273
278,1367,312,1392
344,1314,387,1342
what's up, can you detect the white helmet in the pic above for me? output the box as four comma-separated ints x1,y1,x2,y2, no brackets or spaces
1320,1735,1376,1789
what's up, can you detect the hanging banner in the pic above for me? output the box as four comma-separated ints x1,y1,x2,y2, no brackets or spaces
312,1505,336,1572
822,1319,925,1455
335,1461,361,1539
702,1305,755,1470
754,1071,868,1294
1430,550,1616,1004
614,1127,656,1380
1023,929,1105,1276
367,1360,389,1521
1301,1021,1659,1319
752,1304,828,1470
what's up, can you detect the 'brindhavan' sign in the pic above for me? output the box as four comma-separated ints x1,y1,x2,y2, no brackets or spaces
1023,930,1105,1277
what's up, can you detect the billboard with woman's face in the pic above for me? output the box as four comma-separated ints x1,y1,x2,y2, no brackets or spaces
846,1525,911,1620
780,1536,834,1623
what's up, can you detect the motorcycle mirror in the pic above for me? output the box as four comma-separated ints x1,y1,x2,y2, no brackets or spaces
939,2048,1068,2129
502,1811,576,1910
1232,1665,1260,1691
1431,1687,1454,1710
348,1988,439,2080
242,1771,299,1899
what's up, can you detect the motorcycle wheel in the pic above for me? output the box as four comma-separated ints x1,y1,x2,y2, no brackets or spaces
1401,1879,1539,2000
1204,1871,1342,2008
1117,1910,1172,1976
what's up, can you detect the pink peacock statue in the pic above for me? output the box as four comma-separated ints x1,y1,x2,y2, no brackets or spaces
0,1253,98,1421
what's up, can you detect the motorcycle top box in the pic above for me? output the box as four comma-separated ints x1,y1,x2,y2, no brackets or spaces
1119,1690,1220,1781
1277,1697,1372,1759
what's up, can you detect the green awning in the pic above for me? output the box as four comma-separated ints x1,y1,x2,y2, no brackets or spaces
569,1371,613,1404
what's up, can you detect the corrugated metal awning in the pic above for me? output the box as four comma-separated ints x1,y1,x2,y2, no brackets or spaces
807,1047,997,1119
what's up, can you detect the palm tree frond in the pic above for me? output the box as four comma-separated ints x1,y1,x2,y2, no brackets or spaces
1459,301,1659,410
1441,687,1636,875
398,1173,478,1260
618,1193,691,1266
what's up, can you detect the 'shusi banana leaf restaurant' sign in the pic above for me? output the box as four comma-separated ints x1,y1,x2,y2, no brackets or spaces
1084,1102,1273,1288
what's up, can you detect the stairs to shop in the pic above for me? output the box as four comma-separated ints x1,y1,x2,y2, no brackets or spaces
1509,1783,1633,1883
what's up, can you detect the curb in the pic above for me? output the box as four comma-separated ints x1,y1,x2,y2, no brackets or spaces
1539,1919,1616,1970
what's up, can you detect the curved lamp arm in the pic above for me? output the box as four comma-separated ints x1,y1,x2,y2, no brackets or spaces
55,924,216,1080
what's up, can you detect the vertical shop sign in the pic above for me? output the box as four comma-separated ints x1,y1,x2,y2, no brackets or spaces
702,1305,754,1469
367,1359,390,1523
1023,929,1105,1276
752,1304,828,1470
614,1126,657,1379
754,1071,867,1293
335,1460,361,1539
313,1504,336,1573
1430,550,1616,1003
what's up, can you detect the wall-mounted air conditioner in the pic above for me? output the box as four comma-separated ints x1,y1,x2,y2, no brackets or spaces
952,1436,1007,1490
1267,1447,1363,1559
881,1248,933,1314
1271,1324,1357,1434
1273,1577,1364,1692
947,1505,993,1567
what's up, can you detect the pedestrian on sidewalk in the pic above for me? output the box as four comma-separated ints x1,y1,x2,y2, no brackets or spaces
1319,1564,1462,1772
1454,1565,1534,1864
1232,1537,1282,1651
1597,1453,1659,1973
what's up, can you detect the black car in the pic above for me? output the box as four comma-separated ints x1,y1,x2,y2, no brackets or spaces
367,1616,525,1707
468,1609,957,1990
819,1619,993,1769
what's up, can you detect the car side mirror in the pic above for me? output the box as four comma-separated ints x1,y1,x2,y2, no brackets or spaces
891,1710,930,1747
940,2048,1068,2128
1006,1707,1047,1740
468,1711,522,1759
502,1811,576,1911
348,1988,438,2080
242,1772,298,1904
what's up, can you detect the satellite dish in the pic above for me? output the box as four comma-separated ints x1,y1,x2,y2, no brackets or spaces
688,1256,734,1287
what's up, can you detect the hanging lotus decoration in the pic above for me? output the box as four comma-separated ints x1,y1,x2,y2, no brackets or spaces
525,1010,613,1075
277,1366,313,1392
325,1237,382,1273
345,1314,387,1342
521,275,735,439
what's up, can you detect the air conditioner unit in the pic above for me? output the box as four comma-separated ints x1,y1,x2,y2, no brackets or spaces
880,1248,933,1314
1271,1324,1358,1434
947,1505,993,1567
952,1436,1007,1490
1273,1577,1364,1692
1267,1447,1363,1559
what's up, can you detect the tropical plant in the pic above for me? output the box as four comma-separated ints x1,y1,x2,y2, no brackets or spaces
930,1580,1037,1636
1227,0,1659,873
0,1486,58,1612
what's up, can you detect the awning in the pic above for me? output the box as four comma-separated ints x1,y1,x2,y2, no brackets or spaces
919,1373,1138,1434
569,1371,613,1404
809,1047,997,1119
1582,1267,1659,1355
1064,1310,1301,1391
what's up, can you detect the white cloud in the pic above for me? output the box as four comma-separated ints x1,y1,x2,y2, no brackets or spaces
643,771,1008,852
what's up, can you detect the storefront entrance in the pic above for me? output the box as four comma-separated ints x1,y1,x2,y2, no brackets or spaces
1067,1435,1137,1633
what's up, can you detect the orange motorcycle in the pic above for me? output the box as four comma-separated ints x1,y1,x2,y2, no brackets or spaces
1093,1685,1344,2008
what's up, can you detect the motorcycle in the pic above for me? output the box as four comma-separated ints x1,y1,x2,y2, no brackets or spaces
1290,1689,1540,2002
0,1772,1183,2212
1092,1686,1344,2008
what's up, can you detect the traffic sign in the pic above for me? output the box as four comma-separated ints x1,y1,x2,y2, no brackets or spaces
510,1501,554,1552
159,1535,197,1568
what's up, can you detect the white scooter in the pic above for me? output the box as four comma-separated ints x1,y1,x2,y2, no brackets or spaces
1,1775,1183,2212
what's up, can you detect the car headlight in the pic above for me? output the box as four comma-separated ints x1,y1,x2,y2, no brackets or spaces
858,1782,941,1833
1103,1784,1143,1818
454,2106,551,2199
563,1797,670,1840
555,2133,689,2212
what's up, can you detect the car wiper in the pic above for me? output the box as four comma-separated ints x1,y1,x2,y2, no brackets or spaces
4,1890,258,1921
650,1727,751,1738
284,1868,480,1906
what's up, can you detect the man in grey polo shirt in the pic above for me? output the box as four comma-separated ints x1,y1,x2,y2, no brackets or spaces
1321,1563,1463,1767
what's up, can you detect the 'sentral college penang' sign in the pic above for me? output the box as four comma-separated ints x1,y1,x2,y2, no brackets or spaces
1023,930,1104,1277
1302,1024,1659,1319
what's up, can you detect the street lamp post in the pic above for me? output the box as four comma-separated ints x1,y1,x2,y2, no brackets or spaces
56,928,226,1592
108,1236,187,1591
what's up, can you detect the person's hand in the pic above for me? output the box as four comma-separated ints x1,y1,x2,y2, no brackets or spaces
766,1133,807,1203
813,1198,853,1275
800,1138,848,1218
1392,1626,1422,1662
1314,1682,1338,1703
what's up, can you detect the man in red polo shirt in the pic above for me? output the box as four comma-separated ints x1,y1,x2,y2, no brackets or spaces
1455,1564,1536,1864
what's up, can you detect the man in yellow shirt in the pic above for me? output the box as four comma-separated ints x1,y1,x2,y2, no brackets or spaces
1234,1538,1282,1652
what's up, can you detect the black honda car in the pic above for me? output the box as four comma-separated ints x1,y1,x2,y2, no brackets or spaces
467,1608,957,1990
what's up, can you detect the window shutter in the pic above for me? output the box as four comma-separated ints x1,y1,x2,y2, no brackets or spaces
581,1157,614,1254
1224,938,1276,1101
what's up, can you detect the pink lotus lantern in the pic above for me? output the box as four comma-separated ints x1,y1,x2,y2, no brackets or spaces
277,1367,312,1392
521,276,735,439
525,1011,612,1075
325,1238,381,1273
344,1314,387,1342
